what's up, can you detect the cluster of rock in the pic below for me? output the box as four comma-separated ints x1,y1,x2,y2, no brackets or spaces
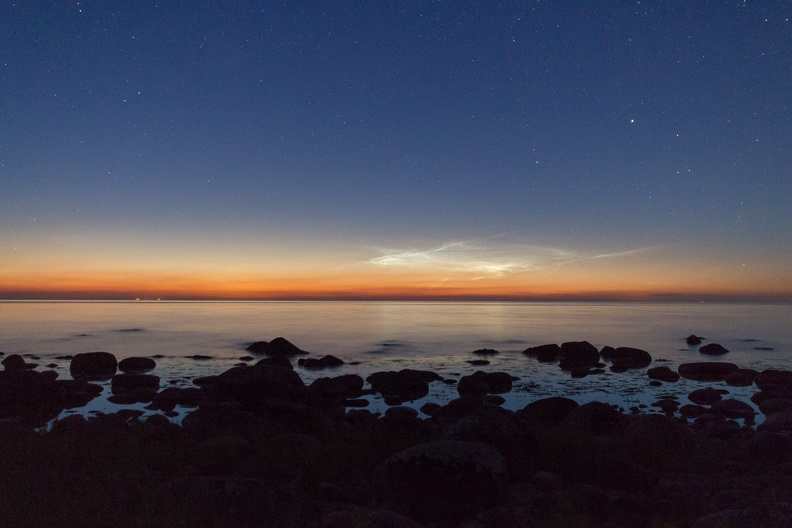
1,336,792,526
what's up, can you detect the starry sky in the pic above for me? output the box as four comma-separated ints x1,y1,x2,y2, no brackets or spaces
1,1,791,301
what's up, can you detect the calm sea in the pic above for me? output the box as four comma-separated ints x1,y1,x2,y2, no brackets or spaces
1,301,790,420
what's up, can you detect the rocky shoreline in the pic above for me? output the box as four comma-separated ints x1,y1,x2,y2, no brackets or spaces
1,337,791,527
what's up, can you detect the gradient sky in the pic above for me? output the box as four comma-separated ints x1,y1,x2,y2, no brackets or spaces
1,1,791,300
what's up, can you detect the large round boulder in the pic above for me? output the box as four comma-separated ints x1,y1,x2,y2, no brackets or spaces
517,396,579,425
558,341,600,371
688,388,723,405
523,343,561,362
601,346,653,370
457,371,514,397
217,364,308,402
373,440,508,523
755,369,792,391
70,352,118,380
678,362,739,382
118,356,156,373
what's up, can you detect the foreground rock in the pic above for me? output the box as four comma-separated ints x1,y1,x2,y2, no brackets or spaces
373,440,508,523
678,362,739,382
70,351,118,379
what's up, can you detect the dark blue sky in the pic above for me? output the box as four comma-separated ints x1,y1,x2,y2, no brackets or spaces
2,1,791,299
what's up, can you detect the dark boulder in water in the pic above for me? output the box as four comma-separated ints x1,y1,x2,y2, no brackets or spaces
111,373,161,394
518,396,579,425
678,362,739,382
686,335,703,345
308,374,364,400
246,337,308,356
523,343,561,362
2,354,36,370
711,398,755,419
755,369,792,391
725,368,757,387
70,352,118,380
699,343,729,355
688,388,723,405
473,348,499,355
600,346,653,370
297,355,344,369
648,366,680,383
558,341,599,371
367,370,430,405
118,357,156,373
216,363,308,403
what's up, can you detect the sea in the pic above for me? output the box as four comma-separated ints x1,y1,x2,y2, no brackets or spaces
1,301,790,423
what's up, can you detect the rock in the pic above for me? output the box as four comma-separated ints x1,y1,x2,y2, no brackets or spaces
245,337,308,356
70,352,118,380
216,364,308,402
1,354,35,370
686,335,703,345
367,370,430,405
117,356,157,373
185,355,213,360
374,440,508,523
678,362,739,382
518,396,580,425
759,398,792,416
558,341,599,370
482,394,506,405
309,374,364,399
648,366,680,382
562,401,627,435
600,346,653,369
420,402,441,415
757,409,792,432
297,355,344,368
679,404,708,418
523,343,561,362
467,359,490,366
699,343,729,355
755,369,792,391
111,373,160,394
255,355,293,370
724,368,757,387
473,348,499,355
688,388,723,405
711,398,755,419
385,406,419,420
457,371,514,397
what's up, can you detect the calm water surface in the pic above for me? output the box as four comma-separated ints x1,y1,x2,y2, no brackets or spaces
1,301,790,421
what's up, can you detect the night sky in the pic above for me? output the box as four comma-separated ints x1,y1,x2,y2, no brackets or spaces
2,1,791,300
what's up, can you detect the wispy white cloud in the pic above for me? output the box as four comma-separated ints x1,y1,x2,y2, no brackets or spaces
365,237,661,279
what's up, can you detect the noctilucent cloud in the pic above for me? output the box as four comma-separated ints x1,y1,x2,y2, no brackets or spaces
1,1,791,300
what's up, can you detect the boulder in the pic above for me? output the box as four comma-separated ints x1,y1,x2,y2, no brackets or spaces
254,355,293,370
699,343,729,355
297,355,344,369
374,440,508,523
473,348,499,355
118,356,156,373
648,366,680,383
758,398,792,416
522,343,561,362
1,354,35,370
558,341,600,370
757,409,792,432
70,352,118,380
367,370,430,405
457,371,514,397
686,335,703,345
755,369,792,391
688,388,723,405
724,368,757,387
245,337,308,356
600,346,653,369
309,374,365,399
677,362,739,382
216,364,308,402
518,396,579,425
111,373,160,394
711,398,755,419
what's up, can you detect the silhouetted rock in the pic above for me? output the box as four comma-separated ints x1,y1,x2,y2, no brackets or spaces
755,369,792,391
245,337,308,356
711,398,754,419
255,355,293,370
601,346,653,369
563,401,627,435
688,388,723,405
457,371,514,397
467,359,490,366
758,409,792,432
308,374,364,399
724,368,757,387
648,366,680,382
111,373,160,394
297,355,344,368
678,362,739,382
70,352,118,380
374,440,508,523
759,398,792,416
473,348,499,355
522,343,561,362
2,354,36,370
686,335,703,345
118,357,156,373
216,364,308,402
559,341,599,371
518,396,579,425
699,343,729,355
367,370,429,405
